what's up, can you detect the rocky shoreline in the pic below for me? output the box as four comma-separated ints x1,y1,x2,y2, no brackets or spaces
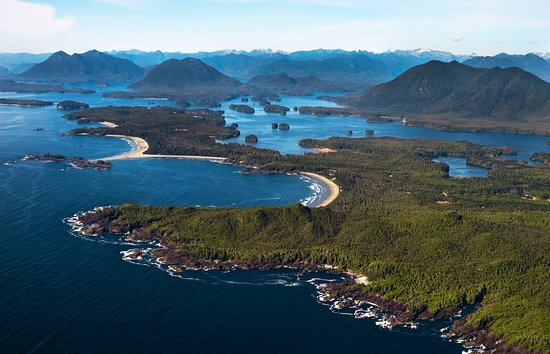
23,153,112,170
66,206,533,354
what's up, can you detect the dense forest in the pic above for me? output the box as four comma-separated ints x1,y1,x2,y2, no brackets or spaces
73,122,550,352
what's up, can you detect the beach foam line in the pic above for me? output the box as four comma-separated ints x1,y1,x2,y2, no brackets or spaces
299,172,340,207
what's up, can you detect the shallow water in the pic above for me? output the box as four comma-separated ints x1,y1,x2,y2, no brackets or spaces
0,83,546,352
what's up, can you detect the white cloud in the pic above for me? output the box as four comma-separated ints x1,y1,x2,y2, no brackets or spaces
95,0,154,9
0,0,74,37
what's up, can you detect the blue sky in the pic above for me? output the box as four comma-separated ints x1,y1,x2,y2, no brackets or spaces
0,0,549,55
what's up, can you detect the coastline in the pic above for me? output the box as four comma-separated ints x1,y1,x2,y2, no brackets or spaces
299,172,340,207
93,122,341,207
100,131,227,162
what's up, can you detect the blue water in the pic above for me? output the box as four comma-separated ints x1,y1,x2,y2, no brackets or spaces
0,83,547,352
219,94,550,164
434,157,489,178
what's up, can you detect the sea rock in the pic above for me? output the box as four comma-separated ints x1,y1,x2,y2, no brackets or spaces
278,123,290,130
271,123,279,129
245,134,258,143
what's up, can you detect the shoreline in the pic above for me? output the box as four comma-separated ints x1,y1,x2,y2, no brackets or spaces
94,122,340,207
299,172,340,207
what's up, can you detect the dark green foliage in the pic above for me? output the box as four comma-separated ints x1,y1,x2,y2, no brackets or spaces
65,106,281,160
0,79,94,94
100,136,550,352
56,100,89,110
0,98,53,107
263,104,290,115
229,104,255,114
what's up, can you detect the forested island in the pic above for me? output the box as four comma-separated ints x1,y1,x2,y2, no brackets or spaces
229,104,255,114
56,100,89,110
67,106,550,353
0,98,53,107
263,104,290,115
0,79,95,94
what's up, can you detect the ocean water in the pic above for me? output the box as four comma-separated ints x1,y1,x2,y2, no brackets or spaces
0,84,547,352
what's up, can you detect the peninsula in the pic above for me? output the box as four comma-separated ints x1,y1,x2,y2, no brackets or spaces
67,106,550,354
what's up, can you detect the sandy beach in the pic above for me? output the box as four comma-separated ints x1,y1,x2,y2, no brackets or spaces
312,147,336,153
299,172,340,207
98,121,118,128
97,128,340,207
102,134,227,162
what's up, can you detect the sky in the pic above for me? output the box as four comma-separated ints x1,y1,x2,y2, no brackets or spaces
0,0,549,55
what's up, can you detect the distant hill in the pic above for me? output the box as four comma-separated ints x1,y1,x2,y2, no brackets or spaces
0,53,51,71
130,58,242,90
98,49,471,86
202,53,283,79
463,53,550,82
0,66,11,78
241,54,394,89
19,50,145,84
340,60,550,134
248,73,340,94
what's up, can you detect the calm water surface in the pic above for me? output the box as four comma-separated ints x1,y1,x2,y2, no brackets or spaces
1,84,547,352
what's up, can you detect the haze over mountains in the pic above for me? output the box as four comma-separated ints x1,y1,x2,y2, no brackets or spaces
4,49,550,88
463,53,550,82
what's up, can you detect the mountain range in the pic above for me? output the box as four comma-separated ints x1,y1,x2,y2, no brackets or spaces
340,60,550,133
248,73,340,94
463,53,550,82
19,50,145,84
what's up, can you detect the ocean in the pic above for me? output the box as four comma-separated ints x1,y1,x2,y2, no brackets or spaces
1,83,548,352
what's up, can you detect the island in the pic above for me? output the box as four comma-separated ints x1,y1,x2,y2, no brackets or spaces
0,98,53,107
263,104,290,115
245,135,258,143
23,153,112,169
229,104,255,114
0,79,95,94
56,100,90,110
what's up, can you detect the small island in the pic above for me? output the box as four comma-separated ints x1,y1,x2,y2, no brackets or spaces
229,104,255,114
23,153,112,169
271,123,278,129
264,104,290,115
0,79,95,94
365,129,375,135
56,100,90,110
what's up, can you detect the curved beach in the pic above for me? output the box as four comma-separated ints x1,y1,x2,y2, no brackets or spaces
97,123,340,207
102,134,227,162
299,172,340,207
